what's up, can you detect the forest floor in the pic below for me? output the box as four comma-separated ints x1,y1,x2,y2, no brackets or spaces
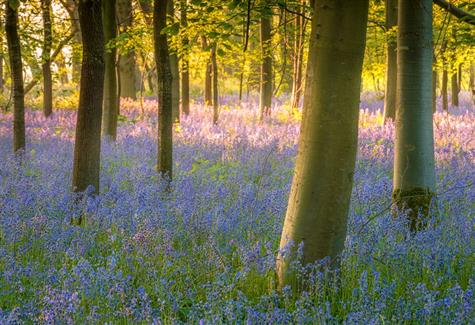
0,93,474,323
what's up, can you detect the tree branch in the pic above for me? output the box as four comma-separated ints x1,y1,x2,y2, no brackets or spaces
433,0,475,26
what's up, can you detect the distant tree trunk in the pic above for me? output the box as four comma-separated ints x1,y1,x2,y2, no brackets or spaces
470,62,475,104
72,0,105,194
259,2,272,120
432,69,437,113
117,0,137,99
167,0,180,122
276,0,369,289
180,0,190,115
392,0,435,232
383,0,397,123
211,43,219,124
41,0,53,117
442,68,448,111
102,0,118,140
56,51,69,85
154,0,173,178
61,0,82,82
202,36,212,105
5,0,25,153
290,0,305,112
0,19,4,94
451,70,459,107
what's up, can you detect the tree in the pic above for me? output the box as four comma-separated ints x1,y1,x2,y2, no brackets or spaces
154,0,173,178
211,42,218,124
117,0,137,99
102,0,119,140
202,36,212,106
5,0,25,153
167,0,180,122
392,0,435,231
259,0,272,120
180,0,190,115
72,0,105,194
276,0,369,288
41,0,53,117
59,0,82,82
290,0,307,112
383,0,397,122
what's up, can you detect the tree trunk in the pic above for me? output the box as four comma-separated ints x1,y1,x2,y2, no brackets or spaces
451,69,459,107
383,0,397,122
154,0,173,178
442,68,448,111
470,62,475,104
259,2,272,120
56,51,69,85
0,20,4,94
180,0,190,115
102,0,118,140
276,0,369,289
202,36,212,106
5,1,25,153
72,0,105,194
211,43,219,124
41,0,53,117
167,0,180,122
432,69,437,113
61,0,82,83
392,0,435,232
290,0,305,112
117,0,137,99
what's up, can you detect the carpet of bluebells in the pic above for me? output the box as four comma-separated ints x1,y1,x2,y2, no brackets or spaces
0,93,474,324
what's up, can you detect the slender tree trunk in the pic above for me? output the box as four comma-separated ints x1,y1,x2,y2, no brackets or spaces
102,0,118,140
211,43,219,124
180,0,189,115
432,69,437,113
392,0,435,232
0,19,4,94
451,70,459,107
61,0,82,83
167,0,180,122
72,0,105,194
202,36,212,105
470,62,475,104
259,1,272,120
290,1,305,112
41,0,53,117
442,68,448,111
5,0,25,153
117,0,137,99
276,0,369,289
383,0,397,122
56,51,69,85
154,0,173,178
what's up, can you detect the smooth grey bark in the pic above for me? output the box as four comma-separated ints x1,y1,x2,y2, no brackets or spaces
383,0,397,123
180,0,189,115
72,0,105,194
102,0,119,140
211,43,219,124
259,1,272,120
117,0,137,99
41,0,53,117
167,0,180,122
154,0,173,178
5,0,25,153
276,0,369,289
392,0,435,231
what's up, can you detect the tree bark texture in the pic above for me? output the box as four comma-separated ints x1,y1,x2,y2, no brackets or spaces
41,0,53,117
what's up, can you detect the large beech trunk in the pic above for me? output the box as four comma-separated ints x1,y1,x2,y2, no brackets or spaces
392,0,435,231
5,0,25,153
276,0,369,289
72,0,105,194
